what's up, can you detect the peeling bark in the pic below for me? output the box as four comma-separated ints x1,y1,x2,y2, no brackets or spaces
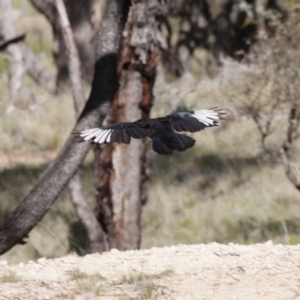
95,0,166,250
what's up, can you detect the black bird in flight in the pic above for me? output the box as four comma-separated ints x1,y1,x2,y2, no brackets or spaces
74,108,226,155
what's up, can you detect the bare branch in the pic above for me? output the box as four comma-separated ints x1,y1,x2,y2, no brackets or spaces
0,34,25,51
255,0,266,37
55,0,85,113
68,171,107,252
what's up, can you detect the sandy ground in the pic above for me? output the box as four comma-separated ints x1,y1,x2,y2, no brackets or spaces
1,242,300,300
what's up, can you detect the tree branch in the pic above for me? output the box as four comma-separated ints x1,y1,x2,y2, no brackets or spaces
0,34,25,51
55,0,105,252
55,0,85,113
0,0,130,255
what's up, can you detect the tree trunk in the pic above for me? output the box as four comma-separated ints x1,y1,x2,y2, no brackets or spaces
55,0,105,253
0,0,130,255
95,0,166,250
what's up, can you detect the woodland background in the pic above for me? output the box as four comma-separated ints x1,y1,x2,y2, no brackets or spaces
1,0,300,263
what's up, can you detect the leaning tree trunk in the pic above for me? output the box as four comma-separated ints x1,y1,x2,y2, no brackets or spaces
95,0,166,250
0,0,129,255
54,0,105,253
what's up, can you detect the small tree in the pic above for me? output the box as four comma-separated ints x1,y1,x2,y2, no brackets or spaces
221,10,300,191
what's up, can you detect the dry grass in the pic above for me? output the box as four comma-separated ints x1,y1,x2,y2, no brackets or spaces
66,268,106,297
119,269,172,299
121,269,172,284
0,271,21,283
68,268,106,281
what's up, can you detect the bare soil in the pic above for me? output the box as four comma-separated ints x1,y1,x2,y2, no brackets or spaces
1,242,300,299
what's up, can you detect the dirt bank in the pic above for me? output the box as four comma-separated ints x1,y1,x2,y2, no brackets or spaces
1,242,299,299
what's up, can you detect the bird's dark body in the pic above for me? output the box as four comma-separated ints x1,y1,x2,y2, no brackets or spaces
75,108,225,155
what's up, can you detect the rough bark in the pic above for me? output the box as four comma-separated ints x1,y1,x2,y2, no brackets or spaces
0,0,130,255
55,0,105,253
95,0,165,250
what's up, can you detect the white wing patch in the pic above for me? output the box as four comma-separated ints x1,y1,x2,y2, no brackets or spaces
190,109,220,126
80,128,112,144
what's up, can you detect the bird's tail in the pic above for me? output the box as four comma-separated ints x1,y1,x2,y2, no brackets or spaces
153,133,195,155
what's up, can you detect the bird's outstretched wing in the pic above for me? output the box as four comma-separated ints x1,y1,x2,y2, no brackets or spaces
73,122,151,145
166,108,226,133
